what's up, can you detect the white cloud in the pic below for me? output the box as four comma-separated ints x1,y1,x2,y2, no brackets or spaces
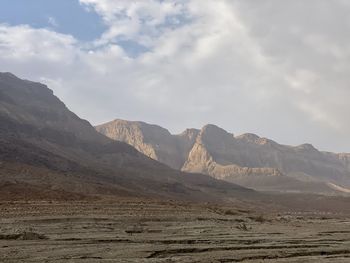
0,24,76,62
80,0,188,46
0,0,350,152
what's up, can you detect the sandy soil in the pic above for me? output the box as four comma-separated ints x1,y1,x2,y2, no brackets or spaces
0,199,349,262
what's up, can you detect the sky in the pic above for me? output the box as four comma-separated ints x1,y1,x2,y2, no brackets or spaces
0,0,349,152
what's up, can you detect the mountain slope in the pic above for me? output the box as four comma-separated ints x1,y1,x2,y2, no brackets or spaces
0,72,251,201
96,120,350,194
95,119,199,169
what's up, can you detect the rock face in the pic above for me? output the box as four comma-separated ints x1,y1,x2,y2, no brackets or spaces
97,120,350,194
0,72,250,201
96,120,199,169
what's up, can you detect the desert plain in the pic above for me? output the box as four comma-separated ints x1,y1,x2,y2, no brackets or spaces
0,198,349,263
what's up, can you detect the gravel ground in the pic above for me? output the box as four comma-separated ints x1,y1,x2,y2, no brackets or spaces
0,199,349,262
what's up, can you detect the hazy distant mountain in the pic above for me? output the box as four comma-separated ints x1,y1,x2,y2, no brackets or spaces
0,72,250,201
96,120,350,195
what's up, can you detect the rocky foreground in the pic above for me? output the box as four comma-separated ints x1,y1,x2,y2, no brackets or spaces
0,199,349,262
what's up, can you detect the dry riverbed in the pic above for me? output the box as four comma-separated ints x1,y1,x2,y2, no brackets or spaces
0,199,349,262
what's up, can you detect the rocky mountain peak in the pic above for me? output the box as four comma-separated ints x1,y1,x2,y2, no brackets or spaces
179,128,200,140
296,143,318,152
0,72,107,144
198,124,234,149
200,124,232,136
236,133,261,143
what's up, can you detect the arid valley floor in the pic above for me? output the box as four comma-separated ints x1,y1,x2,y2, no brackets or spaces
0,199,349,263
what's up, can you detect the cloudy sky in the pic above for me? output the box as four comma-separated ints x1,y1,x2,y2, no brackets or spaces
0,0,349,152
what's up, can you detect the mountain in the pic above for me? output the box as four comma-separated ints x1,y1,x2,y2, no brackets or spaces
0,72,251,201
96,120,350,195
95,119,199,170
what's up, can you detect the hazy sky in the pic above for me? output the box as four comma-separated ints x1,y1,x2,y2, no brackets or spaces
0,0,349,152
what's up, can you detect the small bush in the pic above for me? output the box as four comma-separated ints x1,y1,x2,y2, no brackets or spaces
223,209,239,216
125,224,144,235
249,215,267,223
236,223,251,231
0,231,48,240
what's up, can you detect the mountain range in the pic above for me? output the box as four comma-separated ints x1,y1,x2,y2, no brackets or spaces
1,72,350,213
0,72,252,202
96,119,350,195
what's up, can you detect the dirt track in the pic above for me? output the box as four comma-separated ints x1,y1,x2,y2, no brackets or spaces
0,199,349,262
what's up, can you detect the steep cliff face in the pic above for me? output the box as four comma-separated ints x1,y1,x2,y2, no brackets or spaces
182,125,290,191
96,120,199,169
95,120,160,160
97,120,350,194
